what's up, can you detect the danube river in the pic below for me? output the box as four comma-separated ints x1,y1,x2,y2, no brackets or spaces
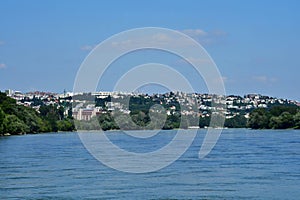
1,129,299,199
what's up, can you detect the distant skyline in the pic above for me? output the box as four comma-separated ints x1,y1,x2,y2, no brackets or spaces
0,0,300,101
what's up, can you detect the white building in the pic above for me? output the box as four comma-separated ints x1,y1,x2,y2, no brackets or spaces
72,107,101,121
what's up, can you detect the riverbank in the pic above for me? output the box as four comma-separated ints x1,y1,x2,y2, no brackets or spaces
2,126,300,137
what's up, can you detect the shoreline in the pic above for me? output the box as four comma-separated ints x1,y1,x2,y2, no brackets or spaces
1,127,299,137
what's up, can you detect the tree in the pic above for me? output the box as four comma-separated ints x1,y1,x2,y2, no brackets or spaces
4,115,29,134
269,112,294,129
294,111,300,129
225,115,247,128
247,108,270,129
248,106,299,129
269,105,297,116
0,92,76,134
57,118,75,131
131,111,149,127
98,113,118,130
199,116,210,128
14,106,46,133
39,104,60,132
0,92,17,115
0,107,5,134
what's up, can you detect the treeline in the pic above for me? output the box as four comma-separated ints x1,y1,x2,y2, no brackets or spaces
199,114,247,128
76,105,300,131
75,111,199,131
247,106,300,129
76,111,194,131
200,106,300,129
75,111,246,131
0,92,75,135
1,91,299,135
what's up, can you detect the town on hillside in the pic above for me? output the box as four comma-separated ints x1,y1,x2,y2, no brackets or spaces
5,89,299,124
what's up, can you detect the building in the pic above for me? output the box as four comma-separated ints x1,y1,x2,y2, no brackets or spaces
72,107,101,121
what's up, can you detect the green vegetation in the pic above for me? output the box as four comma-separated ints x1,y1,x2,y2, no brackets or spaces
247,105,300,129
199,114,247,128
89,105,300,131
75,112,199,131
0,92,75,135
1,91,299,135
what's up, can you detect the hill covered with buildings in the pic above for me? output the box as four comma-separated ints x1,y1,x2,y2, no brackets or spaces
1,89,299,134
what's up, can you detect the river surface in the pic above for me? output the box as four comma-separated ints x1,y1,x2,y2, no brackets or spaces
1,129,300,199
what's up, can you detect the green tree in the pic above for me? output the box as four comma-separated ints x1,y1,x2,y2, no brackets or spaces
225,115,247,128
131,111,149,127
199,116,210,128
0,92,16,114
57,118,75,131
269,105,297,116
98,113,118,131
0,107,5,134
294,111,300,129
247,108,270,129
4,115,29,134
14,106,45,133
270,112,294,129
58,106,65,120
163,113,180,129
269,112,294,129
39,105,60,132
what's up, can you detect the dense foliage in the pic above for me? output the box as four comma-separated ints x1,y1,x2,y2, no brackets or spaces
76,111,247,131
83,105,300,131
0,92,75,135
199,114,247,128
247,105,300,129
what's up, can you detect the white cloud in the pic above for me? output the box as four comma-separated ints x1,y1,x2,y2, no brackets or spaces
222,76,229,82
152,33,172,42
181,29,207,37
211,30,227,36
252,75,277,83
253,76,267,82
85,28,227,52
110,34,191,49
180,29,227,46
80,45,95,51
0,63,7,69
178,57,211,65
111,40,134,47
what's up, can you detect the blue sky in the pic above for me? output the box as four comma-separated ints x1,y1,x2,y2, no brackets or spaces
0,0,299,100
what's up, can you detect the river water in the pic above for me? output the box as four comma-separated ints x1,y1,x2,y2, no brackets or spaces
1,129,299,199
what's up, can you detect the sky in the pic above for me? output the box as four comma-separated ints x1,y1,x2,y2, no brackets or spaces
0,0,299,100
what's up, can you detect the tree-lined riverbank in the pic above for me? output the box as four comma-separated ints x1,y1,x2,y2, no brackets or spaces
0,91,299,135
0,92,75,135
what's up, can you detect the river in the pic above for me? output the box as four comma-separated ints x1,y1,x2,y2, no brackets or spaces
1,129,299,199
